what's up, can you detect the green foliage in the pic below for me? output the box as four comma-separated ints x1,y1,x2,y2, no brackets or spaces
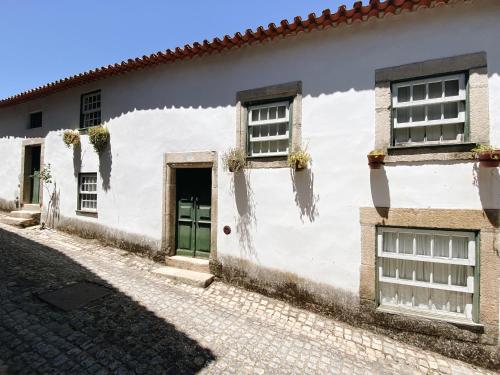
33,164,53,184
288,147,311,170
368,149,385,156
223,148,246,172
471,144,495,153
62,130,80,147
88,126,110,153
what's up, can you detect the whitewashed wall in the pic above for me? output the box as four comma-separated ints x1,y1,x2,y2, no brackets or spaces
0,1,499,293
0,137,22,209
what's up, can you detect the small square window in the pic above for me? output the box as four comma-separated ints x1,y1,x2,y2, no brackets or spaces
78,173,98,212
392,74,466,146
80,91,101,129
29,112,43,129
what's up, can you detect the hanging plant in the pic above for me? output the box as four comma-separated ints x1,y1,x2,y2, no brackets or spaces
223,148,246,172
62,130,80,148
88,126,110,154
367,149,385,169
472,144,500,168
288,147,311,171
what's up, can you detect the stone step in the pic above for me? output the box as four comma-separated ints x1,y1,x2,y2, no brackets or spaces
166,255,210,273
0,216,38,228
9,210,41,220
152,266,214,288
22,204,41,212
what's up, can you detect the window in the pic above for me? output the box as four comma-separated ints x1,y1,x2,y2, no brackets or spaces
247,101,291,157
78,173,97,212
392,74,467,146
80,91,101,128
377,227,477,322
29,111,43,128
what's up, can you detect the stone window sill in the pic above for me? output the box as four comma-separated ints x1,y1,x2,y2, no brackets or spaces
76,210,98,218
246,156,288,169
385,143,476,164
377,305,483,331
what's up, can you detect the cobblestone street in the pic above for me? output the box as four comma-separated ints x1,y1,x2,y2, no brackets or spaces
0,222,496,374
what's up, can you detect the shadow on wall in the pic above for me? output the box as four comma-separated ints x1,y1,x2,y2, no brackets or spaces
99,142,112,192
0,228,215,373
43,183,60,229
473,163,500,227
232,171,256,258
291,169,319,222
72,143,82,178
369,167,390,217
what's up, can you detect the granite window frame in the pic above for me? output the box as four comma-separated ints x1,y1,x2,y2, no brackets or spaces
374,52,490,163
236,81,302,169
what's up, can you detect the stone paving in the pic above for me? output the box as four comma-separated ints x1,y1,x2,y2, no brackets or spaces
0,220,497,374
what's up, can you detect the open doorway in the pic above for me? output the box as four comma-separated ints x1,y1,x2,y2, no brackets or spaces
23,145,41,204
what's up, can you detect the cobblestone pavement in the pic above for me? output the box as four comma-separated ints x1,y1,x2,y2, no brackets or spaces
0,221,496,374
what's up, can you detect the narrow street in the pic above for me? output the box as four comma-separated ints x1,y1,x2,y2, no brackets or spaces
0,221,494,374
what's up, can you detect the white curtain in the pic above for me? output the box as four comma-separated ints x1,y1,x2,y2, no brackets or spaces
452,236,468,259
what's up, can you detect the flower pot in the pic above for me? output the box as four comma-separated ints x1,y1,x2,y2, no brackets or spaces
367,154,385,169
477,151,500,168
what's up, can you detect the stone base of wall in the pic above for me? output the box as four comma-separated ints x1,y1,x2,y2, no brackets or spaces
52,215,165,261
0,198,16,212
211,255,500,370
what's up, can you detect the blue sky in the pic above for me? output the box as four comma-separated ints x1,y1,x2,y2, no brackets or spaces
0,0,354,99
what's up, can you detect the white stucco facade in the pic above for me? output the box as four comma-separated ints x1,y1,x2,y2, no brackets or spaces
0,0,499,299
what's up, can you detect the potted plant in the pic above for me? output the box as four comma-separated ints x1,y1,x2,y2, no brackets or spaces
472,144,500,168
367,149,385,169
62,129,80,148
88,125,110,154
223,148,246,172
288,147,311,171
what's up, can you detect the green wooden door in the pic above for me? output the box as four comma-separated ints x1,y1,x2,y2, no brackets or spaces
176,169,211,259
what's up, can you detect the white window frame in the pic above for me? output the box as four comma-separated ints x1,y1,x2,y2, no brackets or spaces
376,227,477,323
81,91,101,129
391,74,467,145
78,173,98,213
247,101,291,157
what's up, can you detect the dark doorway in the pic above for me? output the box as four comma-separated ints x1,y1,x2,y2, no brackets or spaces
176,168,212,259
23,145,41,204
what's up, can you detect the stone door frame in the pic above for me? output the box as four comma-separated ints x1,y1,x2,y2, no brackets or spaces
20,138,45,208
162,151,218,261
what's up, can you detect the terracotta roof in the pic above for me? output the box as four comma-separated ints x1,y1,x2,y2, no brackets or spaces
0,0,455,108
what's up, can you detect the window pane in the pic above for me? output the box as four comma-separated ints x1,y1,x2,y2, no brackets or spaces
451,236,468,259
251,110,259,122
399,260,413,280
434,236,449,258
450,265,467,286
396,108,410,124
277,106,286,119
259,108,268,121
382,232,397,253
278,140,288,153
269,107,277,120
410,127,425,143
278,123,287,136
380,283,398,306
394,128,409,144
431,289,449,312
443,102,458,119
413,84,426,101
428,82,442,99
411,106,425,122
399,233,413,254
427,104,441,121
416,234,431,256
382,258,397,278
433,264,449,285
397,86,410,102
442,124,461,141
444,80,459,97
415,262,431,282
426,125,441,142
398,286,413,307
449,292,469,314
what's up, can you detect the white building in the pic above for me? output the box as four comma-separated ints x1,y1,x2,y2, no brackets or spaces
1,0,499,362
